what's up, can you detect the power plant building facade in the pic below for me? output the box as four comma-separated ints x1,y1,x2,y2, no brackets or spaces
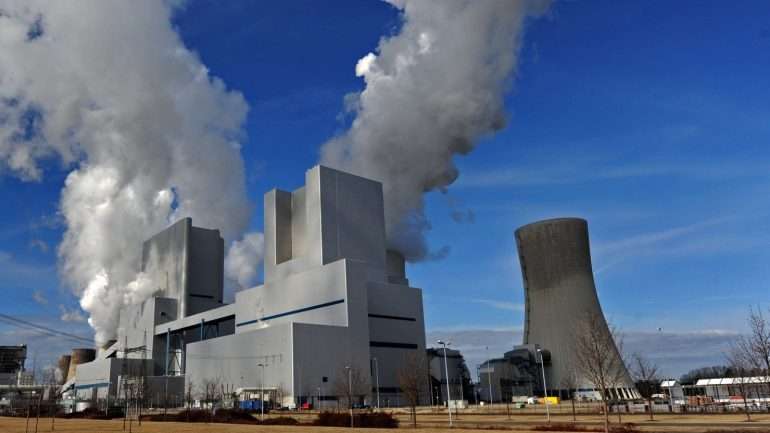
65,166,427,408
515,218,639,400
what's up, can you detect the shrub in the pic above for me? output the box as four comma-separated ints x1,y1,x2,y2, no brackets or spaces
314,411,398,428
533,424,639,433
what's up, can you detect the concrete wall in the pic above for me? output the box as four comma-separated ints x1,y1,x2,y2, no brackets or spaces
185,323,294,406
141,218,224,318
515,218,637,398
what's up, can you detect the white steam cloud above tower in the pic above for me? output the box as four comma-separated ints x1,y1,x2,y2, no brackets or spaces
321,0,550,260
0,1,262,343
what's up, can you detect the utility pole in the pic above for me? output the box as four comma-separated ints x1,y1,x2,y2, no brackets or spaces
537,348,550,424
437,340,453,427
345,366,353,428
257,363,265,420
486,346,493,405
372,358,380,410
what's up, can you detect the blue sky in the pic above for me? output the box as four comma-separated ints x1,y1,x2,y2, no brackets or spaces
2,0,769,378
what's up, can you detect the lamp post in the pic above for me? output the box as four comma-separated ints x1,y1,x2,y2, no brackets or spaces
437,340,453,427
537,348,550,424
372,358,380,410
345,366,353,428
486,346,493,405
257,363,265,420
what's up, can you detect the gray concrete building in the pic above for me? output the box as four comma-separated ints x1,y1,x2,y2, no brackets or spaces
478,345,541,403
515,218,639,401
0,345,27,386
66,166,427,409
426,347,471,406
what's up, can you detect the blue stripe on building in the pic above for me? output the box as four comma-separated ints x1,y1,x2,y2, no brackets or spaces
236,299,345,327
368,313,416,322
369,341,418,349
75,382,110,390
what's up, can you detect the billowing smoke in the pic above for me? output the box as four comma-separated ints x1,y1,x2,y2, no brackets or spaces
225,232,265,290
0,1,261,343
321,0,550,260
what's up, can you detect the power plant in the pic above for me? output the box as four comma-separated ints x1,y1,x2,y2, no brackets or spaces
62,166,427,409
514,218,639,400
47,170,643,411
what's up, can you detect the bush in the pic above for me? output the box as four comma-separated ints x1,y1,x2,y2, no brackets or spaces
261,416,300,425
314,411,398,428
141,408,257,424
140,409,300,425
533,424,639,433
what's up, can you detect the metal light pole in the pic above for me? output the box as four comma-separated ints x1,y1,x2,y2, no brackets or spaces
486,346,493,405
372,358,380,410
257,363,265,420
437,340,453,427
345,366,353,428
537,348,550,424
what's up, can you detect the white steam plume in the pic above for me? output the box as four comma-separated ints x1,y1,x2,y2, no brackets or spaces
0,1,261,343
321,0,550,260
225,232,265,290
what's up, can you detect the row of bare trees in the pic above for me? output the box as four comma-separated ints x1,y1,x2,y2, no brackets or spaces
726,307,770,421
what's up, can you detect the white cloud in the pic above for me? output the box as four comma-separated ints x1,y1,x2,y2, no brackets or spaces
427,325,739,381
458,159,770,189
59,305,86,323
28,239,49,253
471,298,524,312
32,289,47,305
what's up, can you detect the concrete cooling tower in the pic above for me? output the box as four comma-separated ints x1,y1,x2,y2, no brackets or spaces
515,218,638,400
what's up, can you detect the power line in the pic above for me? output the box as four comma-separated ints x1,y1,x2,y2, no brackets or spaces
0,313,93,344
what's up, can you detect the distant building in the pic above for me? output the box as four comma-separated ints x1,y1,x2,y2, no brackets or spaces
0,345,27,386
426,347,472,405
478,345,540,402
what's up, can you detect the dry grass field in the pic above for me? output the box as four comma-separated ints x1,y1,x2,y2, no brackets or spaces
4,409,770,433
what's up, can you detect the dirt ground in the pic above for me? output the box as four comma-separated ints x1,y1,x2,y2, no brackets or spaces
3,411,770,433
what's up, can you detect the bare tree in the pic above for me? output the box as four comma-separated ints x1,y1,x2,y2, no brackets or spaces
333,366,369,410
398,352,427,428
560,367,579,422
631,353,659,420
727,346,754,422
734,307,770,402
573,311,629,433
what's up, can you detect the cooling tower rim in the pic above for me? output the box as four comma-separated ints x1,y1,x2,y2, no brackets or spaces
515,217,587,235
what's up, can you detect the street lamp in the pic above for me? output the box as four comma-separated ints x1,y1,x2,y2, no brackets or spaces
257,363,266,420
372,358,380,410
345,366,353,428
536,348,550,424
486,346,493,405
437,340,453,427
